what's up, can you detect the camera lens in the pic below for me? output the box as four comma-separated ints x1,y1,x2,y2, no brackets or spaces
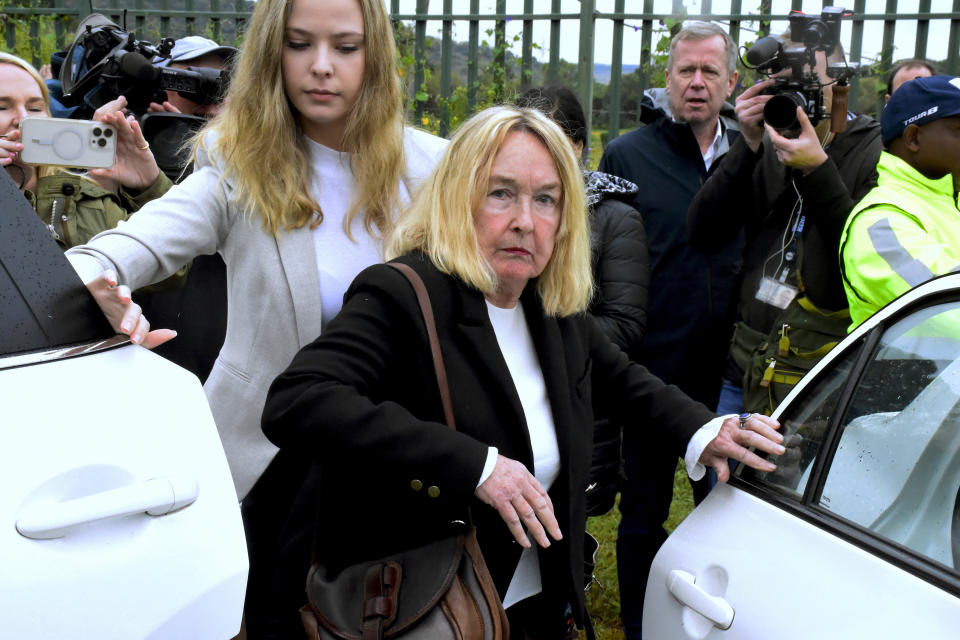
104,128,113,137
764,92,807,131
803,20,830,49
98,138,107,147
93,127,102,136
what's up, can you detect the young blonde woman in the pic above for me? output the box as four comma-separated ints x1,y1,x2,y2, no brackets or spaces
65,0,447,632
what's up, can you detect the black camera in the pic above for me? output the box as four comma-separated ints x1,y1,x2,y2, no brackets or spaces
744,7,855,135
58,14,230,116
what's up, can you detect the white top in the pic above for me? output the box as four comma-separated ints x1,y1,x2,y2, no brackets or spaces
305,138,384,328
479,299,721,607
485,300,559,609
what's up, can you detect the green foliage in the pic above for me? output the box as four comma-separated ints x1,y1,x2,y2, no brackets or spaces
0,4,68,69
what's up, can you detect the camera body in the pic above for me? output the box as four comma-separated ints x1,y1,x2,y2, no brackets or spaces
19,117,117,169
789,6,845,57
59,15,229,115
745,7,853,135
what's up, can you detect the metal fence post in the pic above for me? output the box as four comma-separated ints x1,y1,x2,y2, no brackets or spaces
467,0,479,112
728,0,741,51
578,0,595,141
414,0,428,122
607,0,625,139
547,0,561,85
915,0,931,58
521,0,533,92
440,0,452,136
879,0,899,116
494,0,506,103
638,0,653,100
849,0,866,114
53,0,66,50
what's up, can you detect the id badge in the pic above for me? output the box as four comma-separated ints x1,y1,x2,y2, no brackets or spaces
755,276,797,309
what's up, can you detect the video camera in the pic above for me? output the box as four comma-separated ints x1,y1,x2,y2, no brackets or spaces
744,6,856,135
58,14,230,116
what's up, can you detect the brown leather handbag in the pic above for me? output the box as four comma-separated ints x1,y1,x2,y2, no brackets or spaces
299,262,509,640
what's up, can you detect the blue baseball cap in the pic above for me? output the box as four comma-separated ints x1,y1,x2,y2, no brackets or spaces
882,75,960,145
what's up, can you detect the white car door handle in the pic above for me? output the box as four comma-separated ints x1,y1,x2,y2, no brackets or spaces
16,476,200,540
666,569,734,630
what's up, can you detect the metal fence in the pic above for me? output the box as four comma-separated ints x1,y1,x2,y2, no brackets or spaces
3,0,959,138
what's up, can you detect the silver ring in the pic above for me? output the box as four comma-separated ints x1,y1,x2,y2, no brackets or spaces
739,412,751,430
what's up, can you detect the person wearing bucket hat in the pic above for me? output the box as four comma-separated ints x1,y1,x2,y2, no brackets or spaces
150,35,237,117
155,35,238,68
840,75,960,330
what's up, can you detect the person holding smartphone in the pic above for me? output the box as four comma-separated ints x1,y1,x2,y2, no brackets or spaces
0,51,171,249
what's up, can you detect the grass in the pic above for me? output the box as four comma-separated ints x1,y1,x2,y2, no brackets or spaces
587,128,635,171
579,461,695,640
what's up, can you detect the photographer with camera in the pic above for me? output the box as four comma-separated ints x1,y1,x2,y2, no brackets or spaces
148,35,236,118
0,52,172,250
687,9,882,418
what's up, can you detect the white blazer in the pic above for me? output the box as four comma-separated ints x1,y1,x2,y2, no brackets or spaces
67,128,449,498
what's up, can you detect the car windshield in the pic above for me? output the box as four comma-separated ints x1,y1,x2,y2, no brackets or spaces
0,170,113,357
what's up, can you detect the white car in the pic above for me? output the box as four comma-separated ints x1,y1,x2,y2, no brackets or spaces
0,172,247,638
645,273,960,639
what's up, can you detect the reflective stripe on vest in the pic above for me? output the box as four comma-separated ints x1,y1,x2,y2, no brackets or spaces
866,217,936,287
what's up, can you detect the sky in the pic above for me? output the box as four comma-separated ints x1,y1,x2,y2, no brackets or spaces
391,0,957,68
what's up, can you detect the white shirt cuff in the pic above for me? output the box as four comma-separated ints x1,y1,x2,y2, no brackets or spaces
477,446,499,488
684,414,734,481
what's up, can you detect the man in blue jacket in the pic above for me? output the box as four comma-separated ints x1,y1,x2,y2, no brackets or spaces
597,21,742,639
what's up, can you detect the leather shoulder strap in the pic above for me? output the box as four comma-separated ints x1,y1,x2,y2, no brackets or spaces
387,262,456,431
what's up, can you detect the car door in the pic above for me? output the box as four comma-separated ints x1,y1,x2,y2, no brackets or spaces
644,276,960,639
0,169,247,638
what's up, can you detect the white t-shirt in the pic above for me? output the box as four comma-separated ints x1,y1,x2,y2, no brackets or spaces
306,138,386,330
480,298,724,608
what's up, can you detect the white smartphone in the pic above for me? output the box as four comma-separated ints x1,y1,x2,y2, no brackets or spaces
18,117,117,169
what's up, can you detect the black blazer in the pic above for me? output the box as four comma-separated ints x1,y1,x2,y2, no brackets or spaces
261,252,716,630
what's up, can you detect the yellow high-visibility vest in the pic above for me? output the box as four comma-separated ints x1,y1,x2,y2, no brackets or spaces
840,151,960,331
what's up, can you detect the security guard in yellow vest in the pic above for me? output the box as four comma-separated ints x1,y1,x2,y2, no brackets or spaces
840,75,960,331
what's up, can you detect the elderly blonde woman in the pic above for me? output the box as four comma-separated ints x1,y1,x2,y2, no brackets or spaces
262,105,784,639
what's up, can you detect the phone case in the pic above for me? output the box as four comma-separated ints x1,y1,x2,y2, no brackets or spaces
19,117,117,169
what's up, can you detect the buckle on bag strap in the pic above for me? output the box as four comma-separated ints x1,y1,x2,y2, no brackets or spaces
361,562,401,640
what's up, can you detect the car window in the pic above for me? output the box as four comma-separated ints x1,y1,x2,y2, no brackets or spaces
0,170,113,357
819,301,960,571
741,337,866,498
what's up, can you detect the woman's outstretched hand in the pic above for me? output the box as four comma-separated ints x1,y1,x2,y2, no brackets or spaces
700,413,784,482
475,454,562,549
85,269,176,348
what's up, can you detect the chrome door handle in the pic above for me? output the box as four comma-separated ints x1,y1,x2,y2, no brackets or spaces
666,569,734,630
16,476,199,540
